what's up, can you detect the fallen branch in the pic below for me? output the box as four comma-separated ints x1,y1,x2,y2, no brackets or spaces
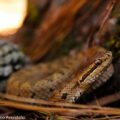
0,93,120,116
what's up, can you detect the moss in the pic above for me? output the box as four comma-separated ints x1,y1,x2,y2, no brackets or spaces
105,17,120,61
28,4,39,23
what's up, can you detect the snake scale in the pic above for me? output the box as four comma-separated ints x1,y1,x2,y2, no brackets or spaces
6,46,114,103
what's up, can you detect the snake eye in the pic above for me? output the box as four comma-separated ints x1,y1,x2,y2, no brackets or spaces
95,59,102,65
61,93,68,100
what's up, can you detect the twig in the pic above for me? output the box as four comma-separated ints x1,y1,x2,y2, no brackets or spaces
0,100,120,116
89,92,120,106
87,0,117,48
0,93,119,110
0,93,120,116
97,0,117,37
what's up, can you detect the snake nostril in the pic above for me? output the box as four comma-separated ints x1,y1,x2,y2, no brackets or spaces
106,51,112,57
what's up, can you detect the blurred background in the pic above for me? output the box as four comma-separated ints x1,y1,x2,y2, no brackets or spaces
0,0,27,36
0,0,119,62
